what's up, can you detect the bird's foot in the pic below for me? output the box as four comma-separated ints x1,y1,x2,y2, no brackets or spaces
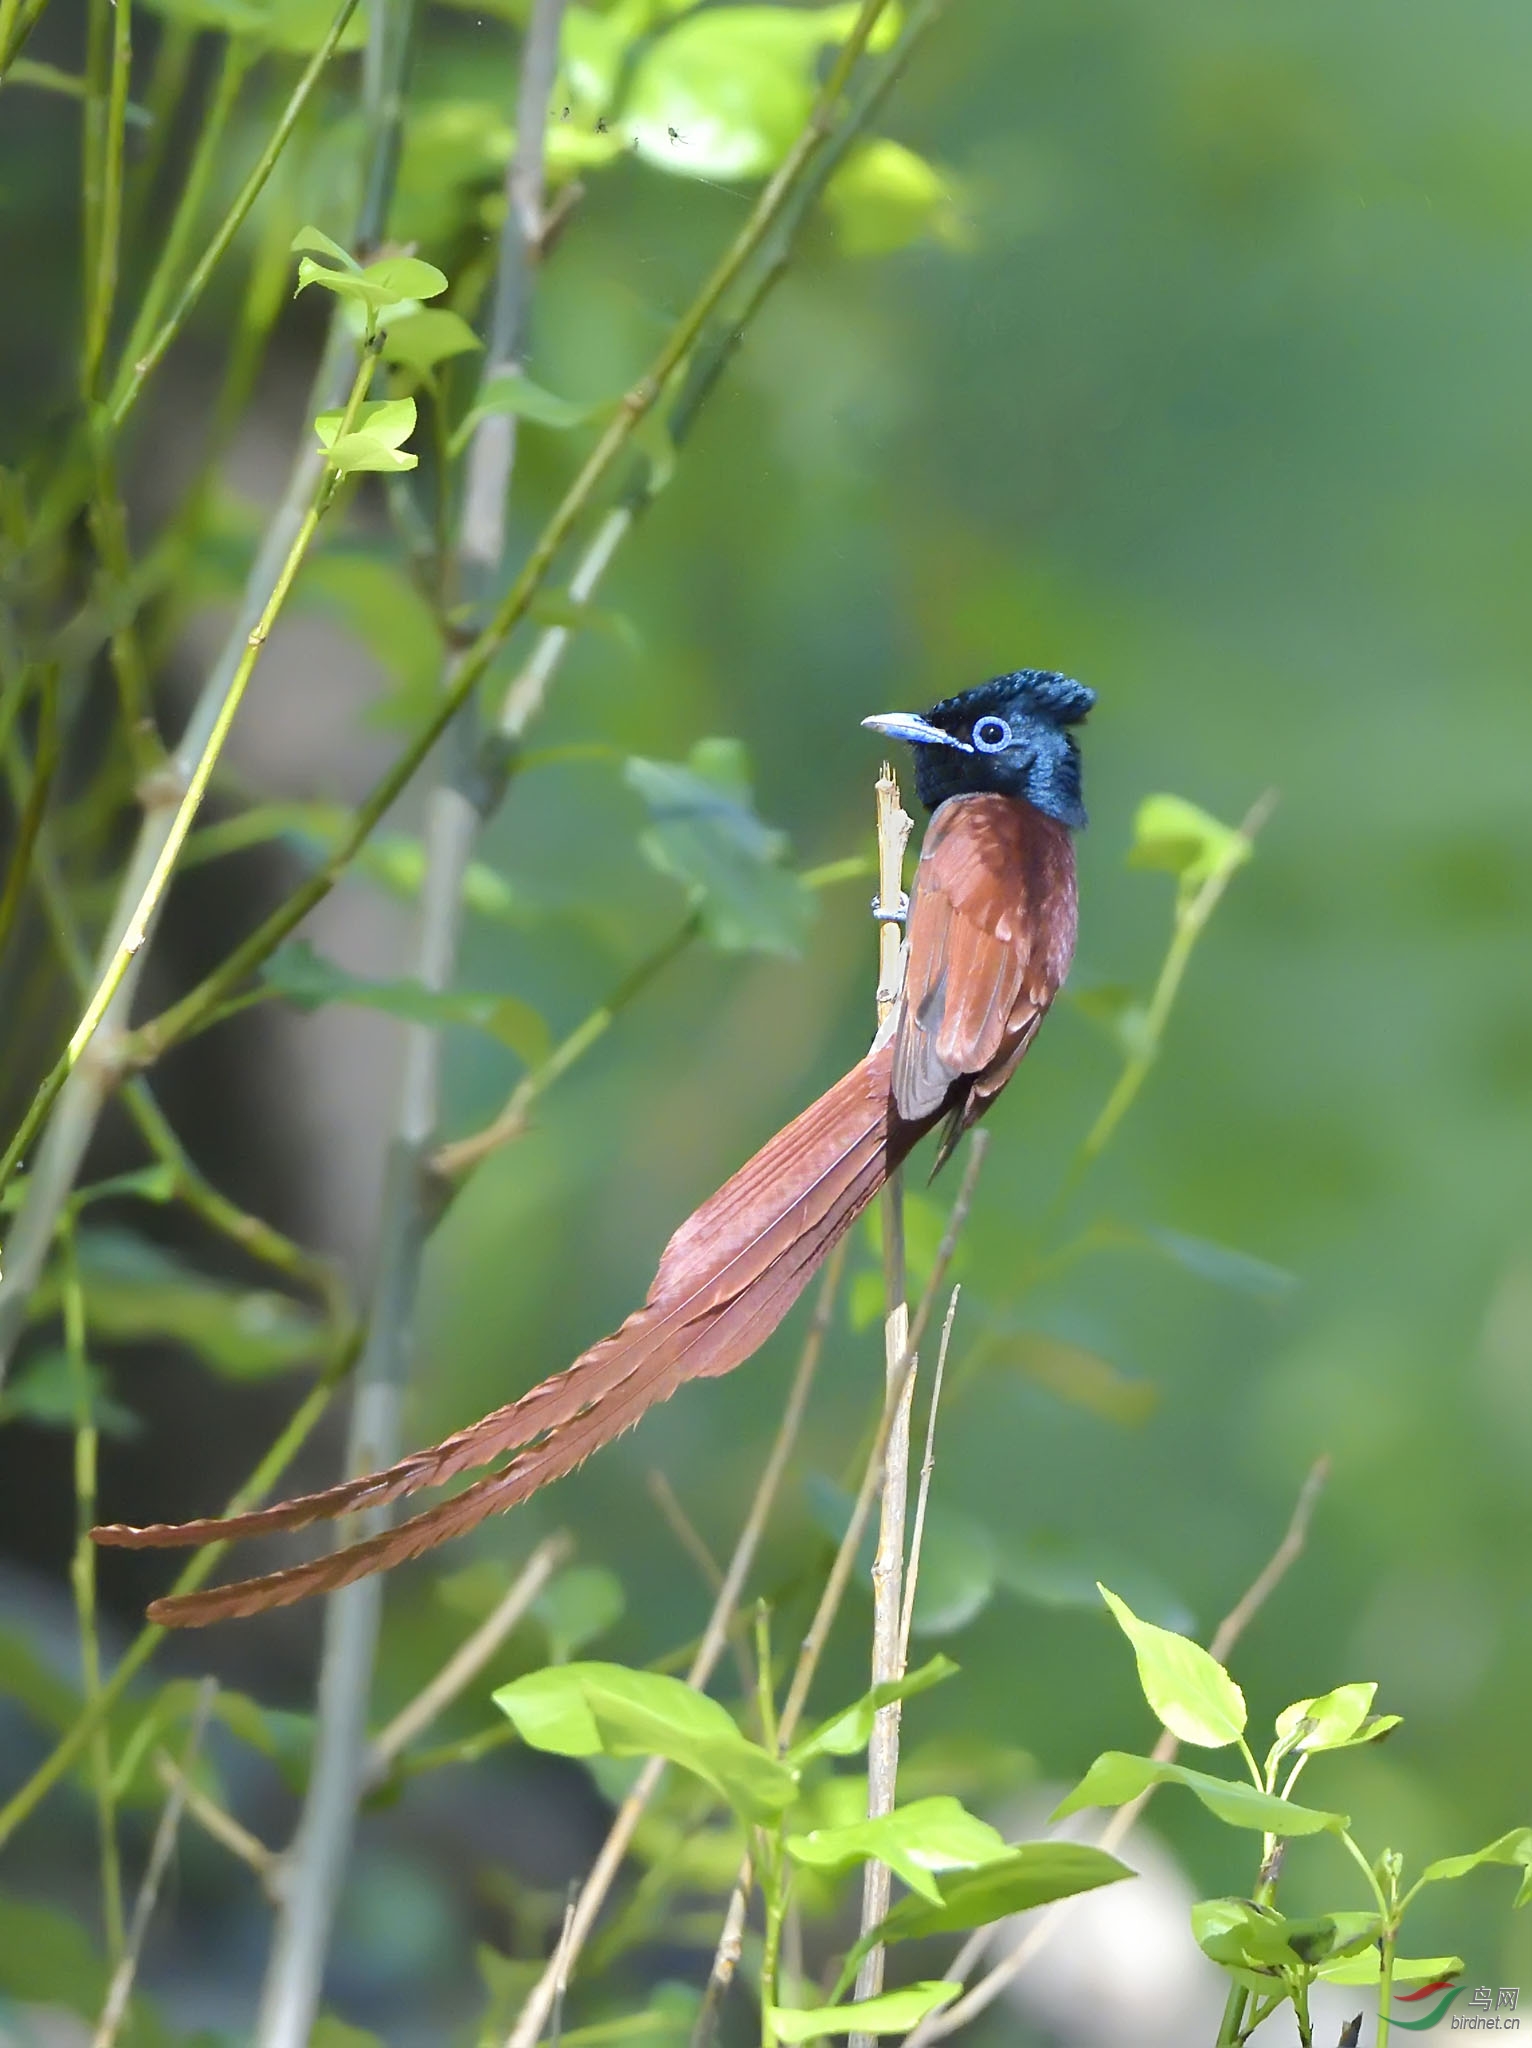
871,892,909,926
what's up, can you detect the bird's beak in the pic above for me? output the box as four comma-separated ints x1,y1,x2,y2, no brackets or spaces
860,711,972,752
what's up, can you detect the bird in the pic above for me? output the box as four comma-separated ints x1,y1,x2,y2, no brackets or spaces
93,670,1094,1626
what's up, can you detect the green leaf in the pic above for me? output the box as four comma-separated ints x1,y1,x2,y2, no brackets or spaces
450,371,607,454
1193,1899,1379,1975
787,1655,958,1766
1142,1226,1297,1301
363,255,449,303
28,1230,324,1379
1270,1683,1396,1767
382,308,483,375
993,1531,1194,1632
835,1843,1133,1994
492,1662,796,1822
1069,982,1154,1061
0,1625,80,1737
297,255,446,319
620,2,901,182
261,941,550,1067
533,1565,626,1663
906,1510,998,1637
1128,792,1251,896
625,740,815,955
1053,1752,1347,1836
314,397,420,474
767,1983,960,2040
291,223,358,268
310,2019,387,2048
1319,1951,1464,1986
824,138,961,258
0,1891,177,2043
786,1794,1010,1905
0,1348,139,1437
1413,1828,1532,1908
1099,1584,1246,1746
988,1331,1158,1426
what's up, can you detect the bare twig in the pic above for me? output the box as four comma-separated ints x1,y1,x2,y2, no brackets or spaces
903,1455,1331,2045
852,768,916,2039
92,1682,215,2048
153,1750,280,1899
899,1286,960,1663
365,1531,573,1784
504,1246,847,2048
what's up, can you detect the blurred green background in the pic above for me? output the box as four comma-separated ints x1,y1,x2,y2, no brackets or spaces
3,0,1531,2035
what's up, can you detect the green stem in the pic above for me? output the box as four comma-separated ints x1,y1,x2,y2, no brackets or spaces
103,0,363,431
1377,1928,1396,2047
759,1841,786,2048
116,37,250,386
0,664,59,973
1215,1981,1249,2048
62,1222,125,1962
121,0,901,1070
0,339,381,1207
0,0,57,81
82,0,133,395
80,0,111,382
0,1346,353,1853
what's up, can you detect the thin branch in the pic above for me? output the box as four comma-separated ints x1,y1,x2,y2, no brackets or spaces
365,1531,572,1784
902,1455,1331,2045
648,1470,757,1710
503,1244,848,2048
852,767,915,2039
899,1285,959,1663
102,0,365,429
153,1750,280,1900
91,1681,215,2048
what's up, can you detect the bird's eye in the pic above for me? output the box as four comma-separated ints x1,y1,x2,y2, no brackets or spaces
971,716,1011,753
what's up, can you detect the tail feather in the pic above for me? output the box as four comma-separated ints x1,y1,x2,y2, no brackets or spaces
112,1045,920,1627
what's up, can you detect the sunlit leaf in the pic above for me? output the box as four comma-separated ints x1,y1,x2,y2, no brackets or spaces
621,2,900,181
1412,1828,1532,1907
987,1331,1158,1426
492,1662,796,1822
1193,1898,1379,1974
261,941,550,1066
625,739,815,955
1099,1584,1246,1746
787,1655,958,1766
786,1794,1009,1904
314,397,420,474
1270,1683,1385,1764
824,138,963,258
767,1983,959,2039
1128,792,1250,896
291,223,358,268
28,1231,324,1379
1053,1751,1347,1835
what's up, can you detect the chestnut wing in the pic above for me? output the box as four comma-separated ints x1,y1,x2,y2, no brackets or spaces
891,794,1076,1124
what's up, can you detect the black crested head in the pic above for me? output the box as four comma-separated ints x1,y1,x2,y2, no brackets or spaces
862,670,1095,827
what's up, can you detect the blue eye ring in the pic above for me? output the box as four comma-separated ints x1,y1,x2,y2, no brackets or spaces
971,715,1011,753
